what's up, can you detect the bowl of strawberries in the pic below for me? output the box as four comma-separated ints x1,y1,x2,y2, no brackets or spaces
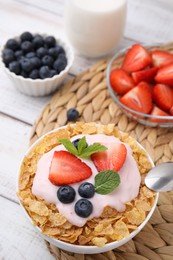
106,43,173,127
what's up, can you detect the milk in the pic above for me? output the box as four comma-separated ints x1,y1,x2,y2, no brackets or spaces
64,0,127,58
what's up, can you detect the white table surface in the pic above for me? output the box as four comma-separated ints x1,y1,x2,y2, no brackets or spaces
1,0,173,259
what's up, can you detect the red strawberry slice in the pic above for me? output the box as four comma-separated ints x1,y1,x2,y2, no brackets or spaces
122,44,152,73
110,69,134,94
155,63,173,86
150,105,171,122
151,50,173,68
91,142,127,172
170,106,173,115
132,67,158,84
153,84,173,111
49,151,92,185
138,81,154,94
119,83,153,114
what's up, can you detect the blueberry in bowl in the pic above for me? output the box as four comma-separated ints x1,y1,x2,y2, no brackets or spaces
0,32,74,96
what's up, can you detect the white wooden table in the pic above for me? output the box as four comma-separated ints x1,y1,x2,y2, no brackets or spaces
1,0,173,259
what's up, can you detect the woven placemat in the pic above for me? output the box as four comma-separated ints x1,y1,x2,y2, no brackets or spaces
30,59,173,260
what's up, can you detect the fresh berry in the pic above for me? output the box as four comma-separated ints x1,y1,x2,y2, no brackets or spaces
155,63,173,86
49,151,92,185
29,69,39,79
67,108,79,121
58,53,67,63
20,58,33,72
57,185,76,203
122,44,152,72
20,31,33,42
132,67,158,84
42,55,54,67
30,57,41,69
50,69,57,77
110,69,134,94
15,50,23,60
150,105,171,122
21,70,28,78
21,41,33,53
48,46,60,58
53,58,67,73
151,50,173,68
78,182,95,199
3,48,14,56
39,66,51,79
91,142,127,172
153,84,173,111
45,36,56,47
6,39,19,51
119,84,153,114
3,52,15,66
9,61,20,74
36,47,48,58
75,199,93,218
25,52,35,58
170,106,173,115
32,35,44,49
72,138,88,149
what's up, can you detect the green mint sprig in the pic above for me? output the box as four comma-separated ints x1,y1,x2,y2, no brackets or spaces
94,170,120,195
58,136,107,158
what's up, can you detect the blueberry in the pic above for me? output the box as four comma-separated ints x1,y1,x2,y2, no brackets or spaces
9,61,20,75
67,108,79,121
42,55,54,67
20,58,33,72
53,59,66,73
32,35,44,49
45,36,56,47
6,39,19,51
50,69,57,78
25,52,35,58
48,47,59,58
29,69,39,79
20,32,33,42
15,50,23,60
30,57,41,69
3,52,15,66
21,70,28,78
72,138,88,149
3,48,14,57
78,182,95,199
57,185,76,204
75,199,93,218
58,53,67,64
57,45,65,55
21,41,33,53
36,47,48,58
39,66,51,79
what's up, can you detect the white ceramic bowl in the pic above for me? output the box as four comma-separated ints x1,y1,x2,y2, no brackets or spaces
0,34,74,96
17,125,159,254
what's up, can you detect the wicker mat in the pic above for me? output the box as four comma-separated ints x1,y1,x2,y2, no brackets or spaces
30,59,173,260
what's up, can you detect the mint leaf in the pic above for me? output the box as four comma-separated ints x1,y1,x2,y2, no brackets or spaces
95,170,120,195
58,139,78,156
79,143,107,158
77,136,87,154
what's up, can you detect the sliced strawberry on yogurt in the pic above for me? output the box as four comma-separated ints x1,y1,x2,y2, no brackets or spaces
151,50,173,68
91,143,127,172
49,151,92,185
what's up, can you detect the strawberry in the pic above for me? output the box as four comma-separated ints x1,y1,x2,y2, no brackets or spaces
138,81,154,94
170,106,173,115
132,67,158,84
119,83,153,114
110,69,134,94
151,50,173,68
150,105,171,122
91,143,127,172
155,63,173,86
49,151,92,185
153,84,173,111
122,44,152,72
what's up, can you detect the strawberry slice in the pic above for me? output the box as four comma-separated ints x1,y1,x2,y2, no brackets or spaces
49,151,92,185
91,143,127,172
170,106,173,115
151,50,173,68
150,105,171,122
155,63,173,86
119,83,153,114
122,44,152,73
110,69,135,94
132,67,158,84
153,84,173,111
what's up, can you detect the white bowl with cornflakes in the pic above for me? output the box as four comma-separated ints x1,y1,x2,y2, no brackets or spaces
17,123,158,254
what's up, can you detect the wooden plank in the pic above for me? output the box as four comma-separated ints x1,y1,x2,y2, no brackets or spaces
0,196,54,259
0,114,31,200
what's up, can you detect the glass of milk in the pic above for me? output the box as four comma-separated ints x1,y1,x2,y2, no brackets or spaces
64,0,127,58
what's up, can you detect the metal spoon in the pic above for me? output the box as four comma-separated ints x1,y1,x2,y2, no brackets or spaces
145,162,173,192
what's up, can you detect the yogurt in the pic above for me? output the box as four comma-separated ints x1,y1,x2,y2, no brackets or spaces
32,134,141,227
64,0,127,57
